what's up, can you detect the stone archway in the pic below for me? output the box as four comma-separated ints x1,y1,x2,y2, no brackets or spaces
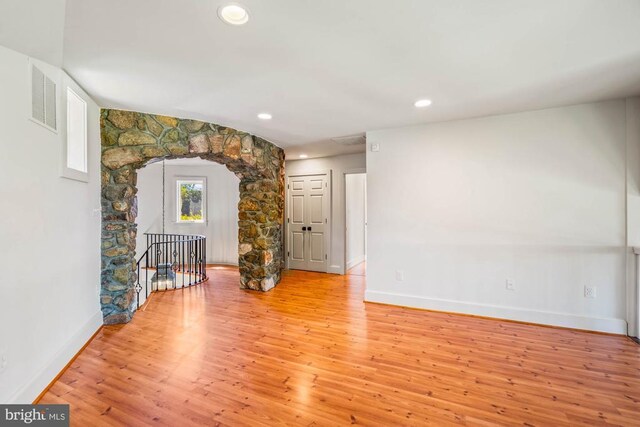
100,109,285,324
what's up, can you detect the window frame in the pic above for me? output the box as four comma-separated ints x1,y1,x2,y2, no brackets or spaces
61,76,90,183
175,177,207,224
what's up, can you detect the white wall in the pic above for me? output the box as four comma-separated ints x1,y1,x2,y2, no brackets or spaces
136,159,240,265
366,99,638,334
626,97,640,337
286,153,366,274
0,0,66,67
346,173,367,269
0,45,102,403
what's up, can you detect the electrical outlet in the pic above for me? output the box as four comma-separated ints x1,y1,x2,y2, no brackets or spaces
395,270,404,281
584,286,596,298
505,279,515,291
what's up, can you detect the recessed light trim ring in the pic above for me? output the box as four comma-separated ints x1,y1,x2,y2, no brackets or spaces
218,3,250,26
414,99,432,108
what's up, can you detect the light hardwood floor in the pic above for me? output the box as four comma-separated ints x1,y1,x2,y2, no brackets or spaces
41,266,640,426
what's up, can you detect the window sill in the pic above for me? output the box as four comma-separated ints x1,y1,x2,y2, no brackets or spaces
61,166,89,183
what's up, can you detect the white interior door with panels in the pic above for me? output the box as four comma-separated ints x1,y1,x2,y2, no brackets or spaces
287,173,330,272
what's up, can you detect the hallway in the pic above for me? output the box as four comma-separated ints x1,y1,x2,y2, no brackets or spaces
40,266,640,426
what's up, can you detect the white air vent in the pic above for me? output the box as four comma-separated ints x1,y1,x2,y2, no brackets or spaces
331,134,366,146
30,62,57,131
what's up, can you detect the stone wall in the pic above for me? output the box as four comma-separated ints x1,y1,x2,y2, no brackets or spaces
100,109,285,324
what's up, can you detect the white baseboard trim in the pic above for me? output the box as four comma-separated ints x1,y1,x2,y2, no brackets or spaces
206,261,239,266
346,255,366,270
9,310,103,403
328,265,342,275
364,290,627,334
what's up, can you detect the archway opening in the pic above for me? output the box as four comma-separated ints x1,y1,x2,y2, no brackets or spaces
100,109,285,324
133,157,239,306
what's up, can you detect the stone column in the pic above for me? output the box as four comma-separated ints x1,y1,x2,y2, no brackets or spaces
100,166,139,324
238,178,285,290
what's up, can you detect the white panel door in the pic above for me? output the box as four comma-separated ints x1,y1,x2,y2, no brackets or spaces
287,174,328,272
288,176,308,270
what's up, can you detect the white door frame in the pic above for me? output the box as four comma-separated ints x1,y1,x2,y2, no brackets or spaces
285,170,332,272
343,168,366,275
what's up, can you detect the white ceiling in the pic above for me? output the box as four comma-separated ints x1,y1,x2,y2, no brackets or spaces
59,1,640,157
0,0,66,67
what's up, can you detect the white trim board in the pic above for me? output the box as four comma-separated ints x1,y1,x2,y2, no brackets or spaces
364,290,627,334
8,310,103,403
328,265,342,274
342,168,367,275
346,255,366,270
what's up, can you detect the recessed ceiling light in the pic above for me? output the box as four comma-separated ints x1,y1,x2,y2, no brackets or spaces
299,154,308,159
414,99,432,108
257,113,272,120
218,3,249,26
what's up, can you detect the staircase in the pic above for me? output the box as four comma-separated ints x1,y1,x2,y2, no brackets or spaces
135,233,208,308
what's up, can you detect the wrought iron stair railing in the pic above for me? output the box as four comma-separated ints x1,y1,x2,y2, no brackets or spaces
135,233,207,308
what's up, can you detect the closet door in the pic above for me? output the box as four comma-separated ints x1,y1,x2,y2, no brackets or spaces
287,174,328,272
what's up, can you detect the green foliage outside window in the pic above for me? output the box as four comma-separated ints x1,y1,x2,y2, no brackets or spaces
179,182,203,221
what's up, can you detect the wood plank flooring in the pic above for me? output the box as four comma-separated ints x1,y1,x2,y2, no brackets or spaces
41,266,640,426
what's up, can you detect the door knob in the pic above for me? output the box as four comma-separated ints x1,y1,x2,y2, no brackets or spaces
302,226,307,231
308,227,312,231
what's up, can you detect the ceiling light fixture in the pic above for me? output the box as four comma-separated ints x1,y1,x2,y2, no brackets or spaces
257,113,272,120
299,154,308,159
414,99,432,108
218,3,250,26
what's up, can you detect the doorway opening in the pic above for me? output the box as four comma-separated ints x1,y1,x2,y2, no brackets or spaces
133,158,240,307
345,172,367,277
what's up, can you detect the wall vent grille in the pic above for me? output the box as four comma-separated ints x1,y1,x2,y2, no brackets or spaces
30,63,57,131
331,134,366,146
